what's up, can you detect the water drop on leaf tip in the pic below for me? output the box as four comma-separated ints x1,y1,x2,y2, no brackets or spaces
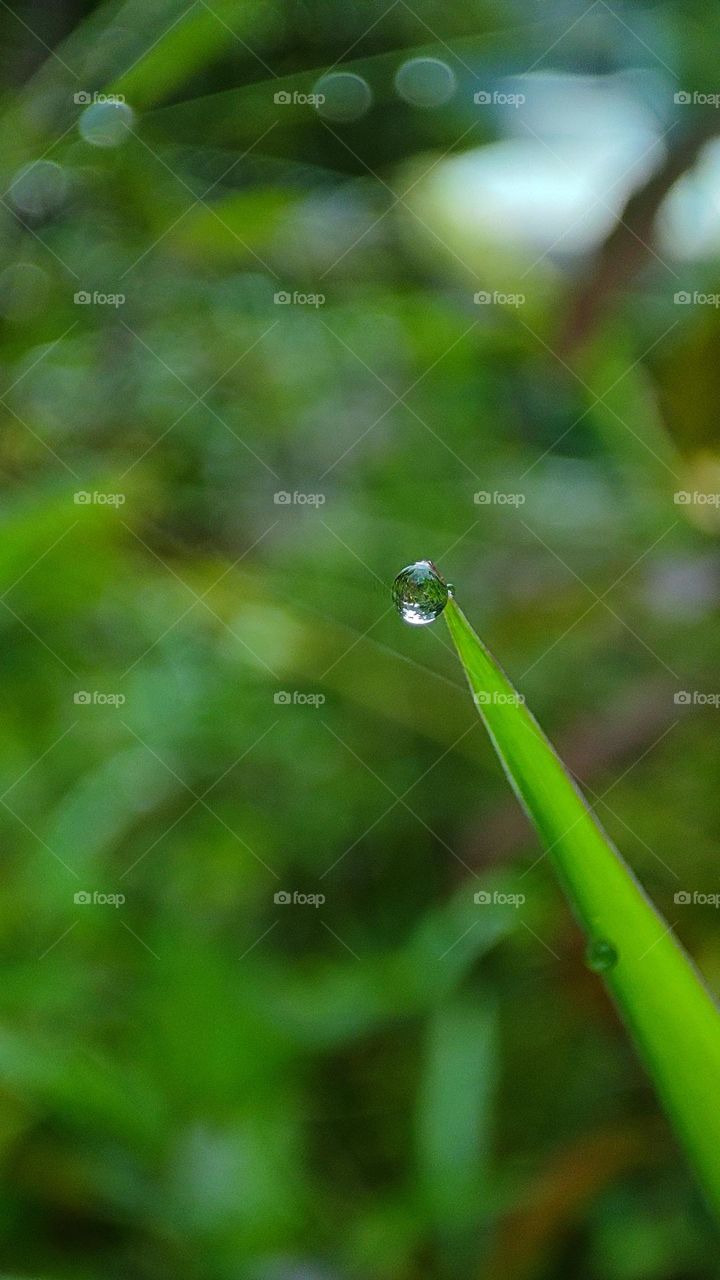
392,560,449,625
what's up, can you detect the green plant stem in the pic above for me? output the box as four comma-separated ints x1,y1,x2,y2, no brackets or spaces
444,595,720,1219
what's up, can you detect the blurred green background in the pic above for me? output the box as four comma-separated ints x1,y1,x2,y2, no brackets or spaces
1,0,720,1275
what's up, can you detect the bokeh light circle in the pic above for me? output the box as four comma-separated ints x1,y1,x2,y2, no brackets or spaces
9,161,67,217
313,72,372,122
394,57,456,108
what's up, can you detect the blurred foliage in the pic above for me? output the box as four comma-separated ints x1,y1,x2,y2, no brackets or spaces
0,0,719,1276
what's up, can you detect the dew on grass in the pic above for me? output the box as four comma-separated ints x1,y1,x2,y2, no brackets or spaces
79,100,134,147
313,72,372,122
392,560,449,625
394,57,456,108
585,938,619,972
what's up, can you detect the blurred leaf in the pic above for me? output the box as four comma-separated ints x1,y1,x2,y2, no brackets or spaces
416,991,496,1241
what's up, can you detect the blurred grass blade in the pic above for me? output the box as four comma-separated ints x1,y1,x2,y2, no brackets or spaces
417,992,496,1251
443,595,720,1217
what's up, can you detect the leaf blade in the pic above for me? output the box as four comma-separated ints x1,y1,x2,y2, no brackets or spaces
444,595,720,1216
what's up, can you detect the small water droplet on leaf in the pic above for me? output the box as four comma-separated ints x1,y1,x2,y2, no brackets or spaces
79,100,134,148
392,560,448,625
585,938,619,973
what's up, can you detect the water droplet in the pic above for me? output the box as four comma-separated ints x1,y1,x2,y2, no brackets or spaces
392,560,448,625
79,100,134,147
585,938,618,972
313,73,372,122
394,57,456,108
9,160,67,218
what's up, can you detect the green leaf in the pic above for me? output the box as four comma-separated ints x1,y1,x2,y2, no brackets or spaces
416,992,496,1237
443,595,720,1218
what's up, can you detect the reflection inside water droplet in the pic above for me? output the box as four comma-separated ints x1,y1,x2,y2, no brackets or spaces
392,560,449,625
79,100,134,147
585,938,619,972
